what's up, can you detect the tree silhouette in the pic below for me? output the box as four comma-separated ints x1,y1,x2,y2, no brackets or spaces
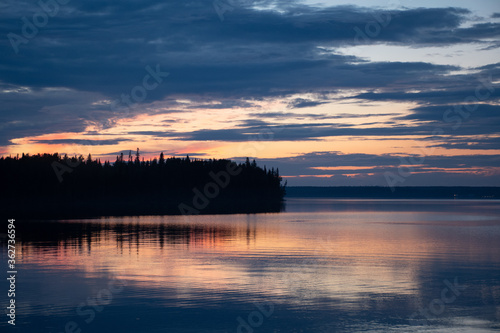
0,152,286,218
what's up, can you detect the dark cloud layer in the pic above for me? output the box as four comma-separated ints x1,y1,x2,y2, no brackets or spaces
33,139,132,146
429,137,500,150
1,2,497,101
288,98,327,108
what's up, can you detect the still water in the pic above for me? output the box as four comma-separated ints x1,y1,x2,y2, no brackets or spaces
2,199,500,332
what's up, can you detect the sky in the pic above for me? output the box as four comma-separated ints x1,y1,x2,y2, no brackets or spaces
1,0,499,186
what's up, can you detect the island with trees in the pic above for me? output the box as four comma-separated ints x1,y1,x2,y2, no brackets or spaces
0,151,286,219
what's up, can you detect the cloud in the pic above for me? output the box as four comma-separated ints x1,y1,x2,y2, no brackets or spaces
398,104,500,136
127,131,181,138
188,100,258,109
32,138,132,146
251,111,396,120
288,98,327,108
429,137,500,150
163,118,494,142
403,104,500,121
0,3,487,102
248,151,500,186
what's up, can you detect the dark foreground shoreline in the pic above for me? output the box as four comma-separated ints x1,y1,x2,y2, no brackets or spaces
4,186,500,220
3,194,286,220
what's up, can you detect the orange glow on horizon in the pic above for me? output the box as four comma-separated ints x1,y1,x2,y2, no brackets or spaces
2,96,499,184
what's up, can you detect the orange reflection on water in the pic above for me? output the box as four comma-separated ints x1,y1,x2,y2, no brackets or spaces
16,207,499,307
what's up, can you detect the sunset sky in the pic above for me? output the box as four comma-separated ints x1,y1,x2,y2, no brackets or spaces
1,0,499,186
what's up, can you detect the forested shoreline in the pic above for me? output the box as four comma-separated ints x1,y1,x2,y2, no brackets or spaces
0,151,286,219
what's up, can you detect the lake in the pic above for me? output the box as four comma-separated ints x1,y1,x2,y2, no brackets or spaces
2,199,500,332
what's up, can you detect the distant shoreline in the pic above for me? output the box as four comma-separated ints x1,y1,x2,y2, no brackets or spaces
285,186,500,200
